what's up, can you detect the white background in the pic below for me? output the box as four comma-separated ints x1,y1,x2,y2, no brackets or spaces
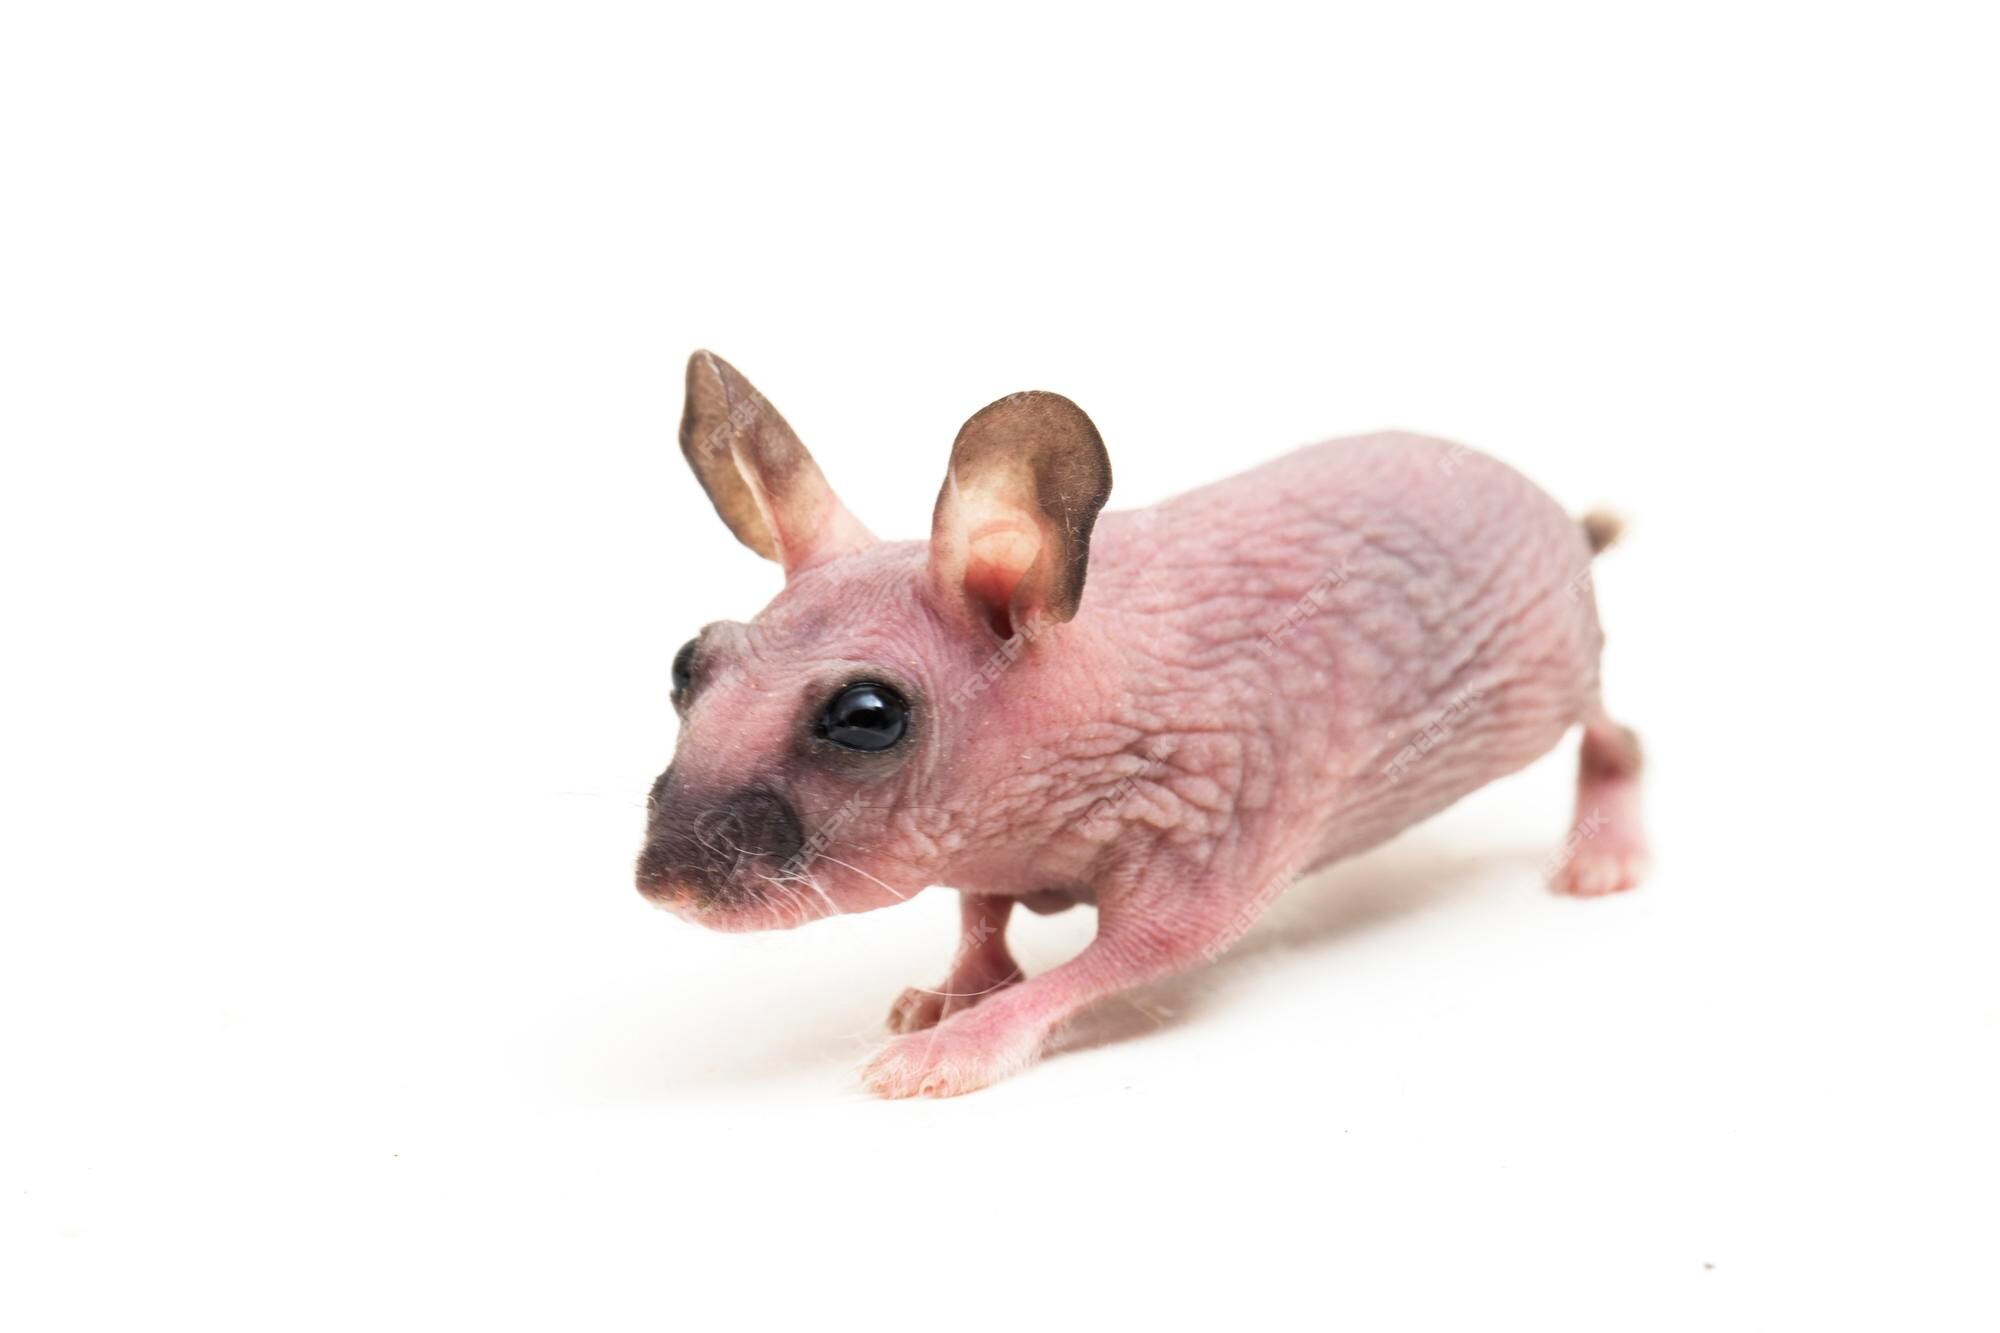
4,2,1996,1328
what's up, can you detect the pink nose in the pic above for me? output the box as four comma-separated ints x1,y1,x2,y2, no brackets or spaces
635,869,689,906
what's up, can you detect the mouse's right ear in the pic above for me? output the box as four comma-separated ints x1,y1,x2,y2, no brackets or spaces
678,351,873,577
928,390,1112,640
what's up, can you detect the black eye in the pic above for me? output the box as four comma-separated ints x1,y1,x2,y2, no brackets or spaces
671,638,697,700
817,682,909,752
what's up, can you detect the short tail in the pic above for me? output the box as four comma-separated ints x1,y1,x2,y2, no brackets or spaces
1580,509,1625,557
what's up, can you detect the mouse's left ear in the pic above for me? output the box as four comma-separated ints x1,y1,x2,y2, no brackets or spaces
928,391,1112,640
679,351,874,576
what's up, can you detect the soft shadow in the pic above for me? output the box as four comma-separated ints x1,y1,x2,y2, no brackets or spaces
1052,830,1546,1058
559,958,924,1101
568,829,1544,1100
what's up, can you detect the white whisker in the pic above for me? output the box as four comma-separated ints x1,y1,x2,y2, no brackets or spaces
811,853,910,902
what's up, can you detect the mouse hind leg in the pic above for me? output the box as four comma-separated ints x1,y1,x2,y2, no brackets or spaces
1549,711,1648,897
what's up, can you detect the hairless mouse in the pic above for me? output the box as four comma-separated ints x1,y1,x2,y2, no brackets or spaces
638,351,1646,1097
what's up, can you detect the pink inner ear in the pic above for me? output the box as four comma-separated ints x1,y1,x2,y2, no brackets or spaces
964,522,1040,638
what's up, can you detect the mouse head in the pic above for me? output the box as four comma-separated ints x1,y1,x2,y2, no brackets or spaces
636,351,1113,931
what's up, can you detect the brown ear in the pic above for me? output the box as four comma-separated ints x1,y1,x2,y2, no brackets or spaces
929,391,1112,638
678,351,873,575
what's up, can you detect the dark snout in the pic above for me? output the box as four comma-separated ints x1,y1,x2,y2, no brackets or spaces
636,767,805,910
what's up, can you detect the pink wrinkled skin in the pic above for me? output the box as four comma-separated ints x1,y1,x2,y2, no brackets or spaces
639,357,1645,1098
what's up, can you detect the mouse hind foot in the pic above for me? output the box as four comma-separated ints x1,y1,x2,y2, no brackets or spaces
1548,714,1647,897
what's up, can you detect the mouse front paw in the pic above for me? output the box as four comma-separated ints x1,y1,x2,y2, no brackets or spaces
862,1020,1039,1099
